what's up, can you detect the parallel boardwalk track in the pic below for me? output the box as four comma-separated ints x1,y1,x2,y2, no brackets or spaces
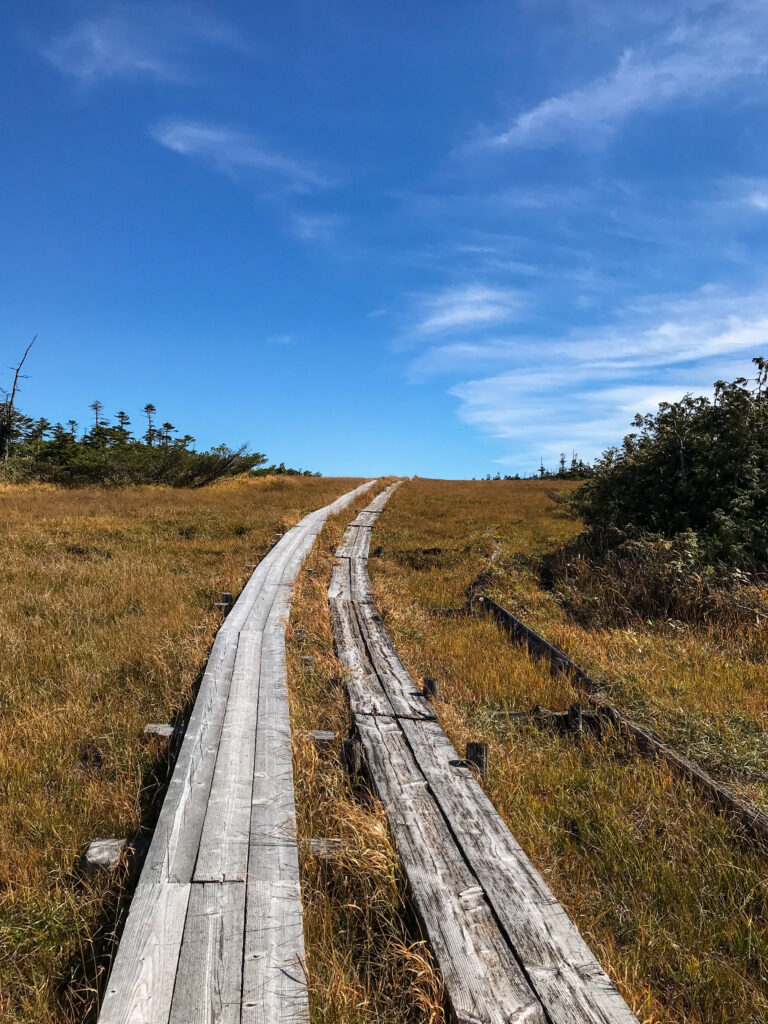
474,593,768,848
97,480,377,1024
330,483,638,1024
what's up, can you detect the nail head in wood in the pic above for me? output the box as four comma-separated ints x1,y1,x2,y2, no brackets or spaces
465,741,488,781
422,676,439,700
85,838,126,873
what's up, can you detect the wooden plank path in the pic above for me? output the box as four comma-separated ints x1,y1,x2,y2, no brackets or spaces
98,480,377,1024
330,483,640,1024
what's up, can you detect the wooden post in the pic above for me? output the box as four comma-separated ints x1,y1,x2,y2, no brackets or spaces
422,676,439,700
342,737,363,779
465,741,488,781
567,702,583,734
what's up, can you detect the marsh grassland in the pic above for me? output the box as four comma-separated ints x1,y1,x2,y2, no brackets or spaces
0,476,361,1023
368,478,768,1024
4,473,768,1024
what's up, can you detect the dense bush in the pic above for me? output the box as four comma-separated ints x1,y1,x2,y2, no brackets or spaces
573,358,768,567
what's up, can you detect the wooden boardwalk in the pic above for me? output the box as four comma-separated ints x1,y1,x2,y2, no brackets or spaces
98,480,376,1024
330,483,640,1024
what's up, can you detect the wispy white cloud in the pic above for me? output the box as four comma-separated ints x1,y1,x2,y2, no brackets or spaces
290,212,345,243
266,333,294,345
40,6,246,83
151,121,327,192
414,284,525,335
452,368,720,466
415,281,768,467
488,3,768,148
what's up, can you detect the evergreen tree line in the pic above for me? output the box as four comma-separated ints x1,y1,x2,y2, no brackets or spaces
477,452,594,481
0,400,316,486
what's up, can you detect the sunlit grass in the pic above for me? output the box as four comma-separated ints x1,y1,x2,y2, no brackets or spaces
369,478,768,1024
0,475,364,1023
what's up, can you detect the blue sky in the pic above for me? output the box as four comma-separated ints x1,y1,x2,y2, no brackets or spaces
4,1,768,477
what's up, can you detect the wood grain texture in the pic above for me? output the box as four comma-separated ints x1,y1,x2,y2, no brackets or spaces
168,882,245,1024
242,880,309,1024
98,479,377,1024
98,882,191,1024
356,715,544,1024
329,482,639,1024
400,719,638,1024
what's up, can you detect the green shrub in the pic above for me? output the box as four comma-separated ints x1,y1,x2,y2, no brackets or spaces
573,358,768,567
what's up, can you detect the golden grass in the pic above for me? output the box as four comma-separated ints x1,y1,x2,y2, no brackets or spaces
369,478,768,1024
285,495,444,1024
0,475,364,1023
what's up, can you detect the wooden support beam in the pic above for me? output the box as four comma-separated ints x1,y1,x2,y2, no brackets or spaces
341,736,363,778
465,741,488,781
144,723,178,740
85,838,126,872
213,591,234,612
476,593,768,847
306,729,335,752
422,676,439,700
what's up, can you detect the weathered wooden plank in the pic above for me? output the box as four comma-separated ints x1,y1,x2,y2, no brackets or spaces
248,624,301,882
98,479,379,1024
242,880,309,1024
348,510,381,527
168,882,245,1024
335,524,373,559
194,631,263,882
351,599,434,719
142,630,239,886
328,558,351,603
400,719,638,1024
356,715,545,1024
329,596,396,716
98,882,191,1024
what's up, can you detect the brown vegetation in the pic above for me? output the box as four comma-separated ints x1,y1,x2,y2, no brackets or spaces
0,475,362,1023
368,477,768,1024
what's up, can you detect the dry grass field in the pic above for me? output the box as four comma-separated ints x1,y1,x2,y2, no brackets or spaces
4,473,768,1024
0,475,364,1023
366,478,768,1024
